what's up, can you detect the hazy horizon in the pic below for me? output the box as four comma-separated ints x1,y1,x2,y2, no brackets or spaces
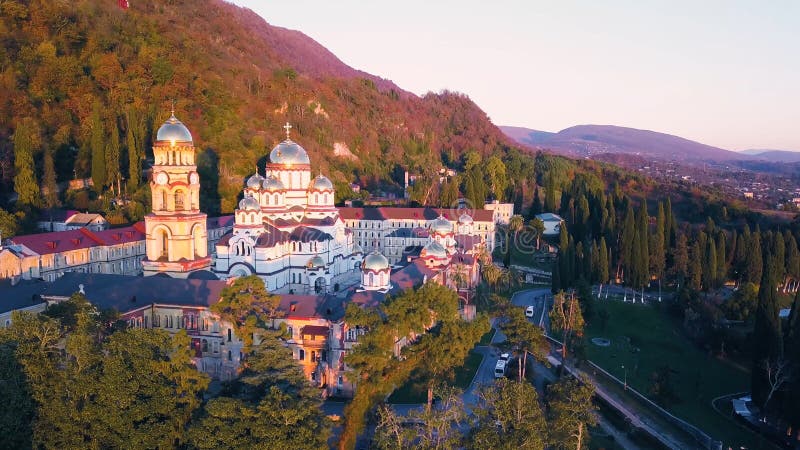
232,0,799,152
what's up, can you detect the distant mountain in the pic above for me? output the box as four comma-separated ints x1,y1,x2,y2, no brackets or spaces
500,125,751,162
739,149,800,163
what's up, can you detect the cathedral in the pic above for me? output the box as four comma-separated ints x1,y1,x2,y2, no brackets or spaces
213,124,362,293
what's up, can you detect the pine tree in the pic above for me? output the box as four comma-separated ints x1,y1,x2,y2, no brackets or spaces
90,101,106,190
13,117,41,208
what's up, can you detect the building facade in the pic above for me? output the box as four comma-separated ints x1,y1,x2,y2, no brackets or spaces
142,112,211,277
214,126,362,293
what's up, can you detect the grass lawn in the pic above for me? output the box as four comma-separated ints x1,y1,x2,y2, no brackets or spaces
387,350,484,404
585,300,766,449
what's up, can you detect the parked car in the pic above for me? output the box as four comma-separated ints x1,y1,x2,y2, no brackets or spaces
525,305,535,318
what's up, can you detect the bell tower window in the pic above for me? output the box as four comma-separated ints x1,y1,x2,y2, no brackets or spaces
174,190,184,211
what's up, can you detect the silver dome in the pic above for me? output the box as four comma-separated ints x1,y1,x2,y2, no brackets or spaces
262,175,285,191
309,174,333,191
458,213,473,224
269,140,310,165
238,196,260,211
307,255,325,269
422,240,448,259
431,215,453,234
156,113,193,143
362,251,389,272
352,243,364,254
246,173,263,189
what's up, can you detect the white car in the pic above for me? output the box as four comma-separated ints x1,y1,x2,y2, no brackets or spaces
525,306,535,318
499,352,511,362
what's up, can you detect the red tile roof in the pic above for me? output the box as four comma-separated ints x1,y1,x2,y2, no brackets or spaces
10,222,146,255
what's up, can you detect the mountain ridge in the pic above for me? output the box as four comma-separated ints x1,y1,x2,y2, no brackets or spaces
500,124,752,162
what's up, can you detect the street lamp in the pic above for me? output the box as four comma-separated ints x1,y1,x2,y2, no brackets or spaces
622,364,628,391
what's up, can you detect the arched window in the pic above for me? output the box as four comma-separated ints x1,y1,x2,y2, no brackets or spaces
323,193,328,204
368,273,374,286
227,328,232,342
314,193,319,204
274,194,279,204
174,190,184,210
202,339,208,352
160,190,167,210
227,350,232,361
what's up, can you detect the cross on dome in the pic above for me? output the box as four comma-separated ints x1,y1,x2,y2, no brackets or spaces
283,122,292,140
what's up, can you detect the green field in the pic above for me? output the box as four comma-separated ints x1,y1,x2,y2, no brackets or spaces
387,350,484,404
585,301,767,449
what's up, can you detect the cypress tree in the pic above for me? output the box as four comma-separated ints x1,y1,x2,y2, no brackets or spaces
13,117,41,208
544,173,557,213
105,117,121,192
664,197,675,248
43,148,59,208
636,201,650,287
598,237,609,284
620,203,636,283
530,186,542,218
703,236,717,290
716,232,727,286
782,291,800,428
90,101,106,190
746,230,763,284
672,233,689,282
651,202,666,280
689,240,703,291
751,255,783,408
126,110,140,190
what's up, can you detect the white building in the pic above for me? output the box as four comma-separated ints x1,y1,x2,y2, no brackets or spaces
213,126,362,293
535,213,565,236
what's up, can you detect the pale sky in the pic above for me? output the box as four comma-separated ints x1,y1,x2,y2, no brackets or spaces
231,0,800,151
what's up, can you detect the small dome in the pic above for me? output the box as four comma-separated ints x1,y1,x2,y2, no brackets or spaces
306,255,325,269
362,251,389,272
269,140,310,166
238,196,260,211
431,215,453,234
352,243,364,254
246,173,263,189
156,113,193,143
422,240,448,259
262,175,285,191
458,213,473,224
309,174,333,191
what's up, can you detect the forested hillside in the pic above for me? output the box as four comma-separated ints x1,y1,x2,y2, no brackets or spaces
0,0,514,218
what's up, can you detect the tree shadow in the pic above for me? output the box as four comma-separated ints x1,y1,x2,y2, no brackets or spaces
197,148,221,216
